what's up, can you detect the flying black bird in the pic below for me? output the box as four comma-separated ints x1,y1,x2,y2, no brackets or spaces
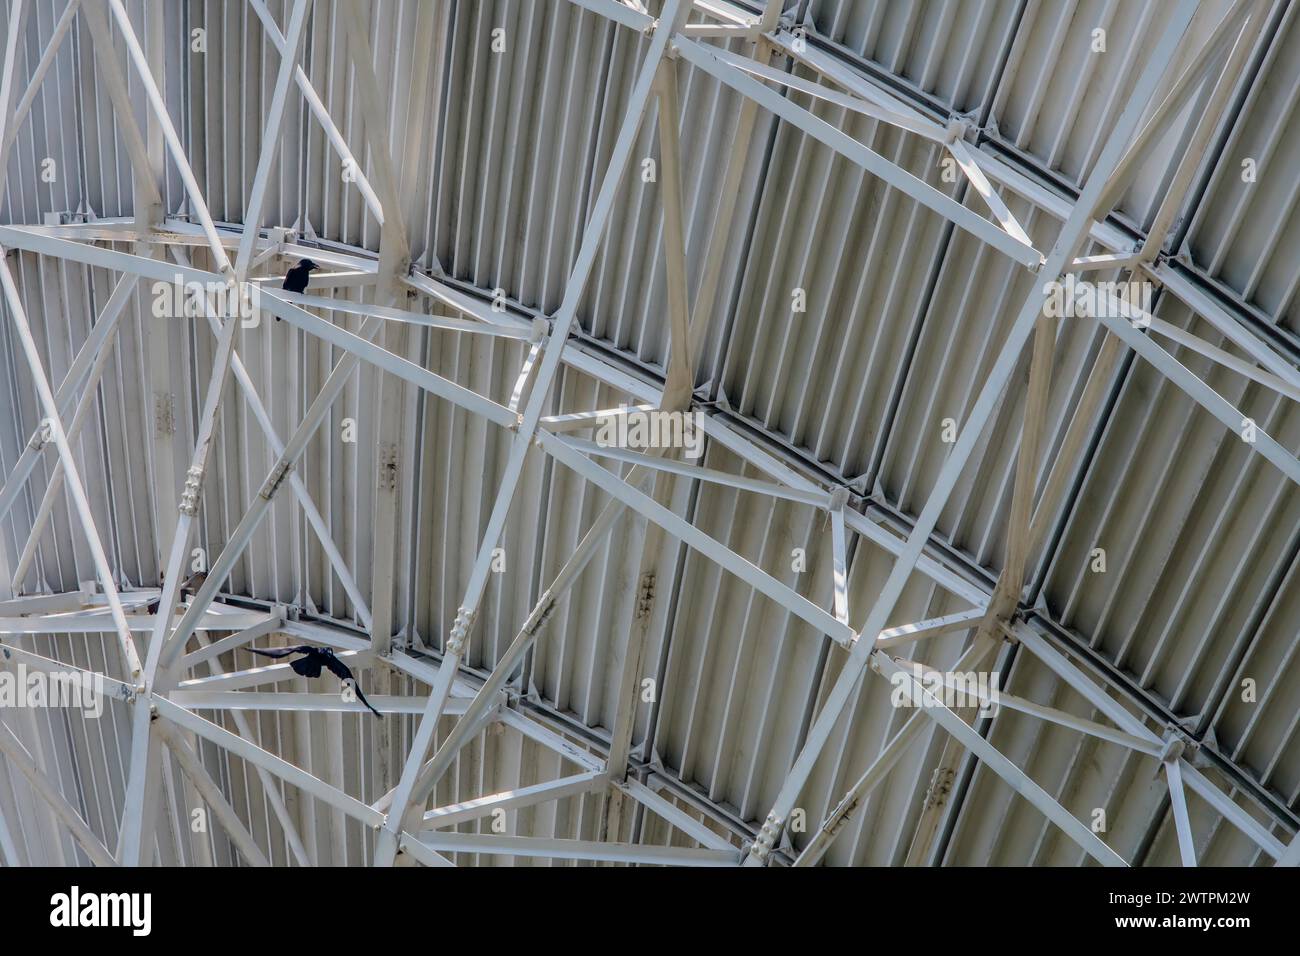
146,570,208,615
247,644,383,717
277,258,319,319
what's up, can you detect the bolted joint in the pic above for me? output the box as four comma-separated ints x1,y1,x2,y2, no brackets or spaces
446,606,476,657
746,812,784,864
178,464,205,516
524,596,556,636
922,766,955,812
1159,727,1193,765
258,458,294,501
635,572,656,621
944,115,971,144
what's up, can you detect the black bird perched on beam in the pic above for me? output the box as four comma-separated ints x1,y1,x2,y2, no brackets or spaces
247,644,383,717
145,570,207,616
277,258,318,319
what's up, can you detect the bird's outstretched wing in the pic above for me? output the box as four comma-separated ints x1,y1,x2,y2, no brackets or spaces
247,645,303,660
319,651,349,681
291,654,323,678
249,645,324,676
321,653,382,717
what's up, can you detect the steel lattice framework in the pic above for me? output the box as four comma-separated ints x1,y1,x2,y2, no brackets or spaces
0,0,1296,867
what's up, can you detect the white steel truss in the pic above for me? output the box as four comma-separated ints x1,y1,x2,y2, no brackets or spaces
0,0,1295,868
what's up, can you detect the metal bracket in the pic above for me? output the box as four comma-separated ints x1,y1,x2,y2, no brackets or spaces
178,464,204,516
446,605,477,657
524,596,557,636
745,811,785,864
1159,726,1197,766
635,571,656,621
258,458,294,501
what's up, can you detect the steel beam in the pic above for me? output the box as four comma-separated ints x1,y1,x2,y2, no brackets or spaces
744,0,1200,864
0,718,115,866
103,0,232,273
259,291,513,427
371,0,693,867
0,1,78,176
792,710,927,867
674,40,1041,268
0,0,1284,874
875,655,1126,866
653,56,695,411
168,691,469,716
159,314,388,666
873,608,987,651
247,0,383,221
541,431,855,644
617,777,736,851
232,0,314,281
156,723,271,866
420,772,604,830
0,268,138,528
1098,292,1299,485
559,434,831,507
182,630,312,864
1012,622,1286,859
412,831,740,865
0,254,143,679
155,696,383,828
374,468,654,820
9,288,132,590
170,246,374,633
1165,757,1198,866
72,1,164,215
338,0,410,284
395,830,455,866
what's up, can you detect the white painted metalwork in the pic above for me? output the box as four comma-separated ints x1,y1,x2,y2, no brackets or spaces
0,0,1294,869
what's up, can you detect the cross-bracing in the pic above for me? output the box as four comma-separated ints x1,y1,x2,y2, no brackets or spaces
0,0,1295,868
